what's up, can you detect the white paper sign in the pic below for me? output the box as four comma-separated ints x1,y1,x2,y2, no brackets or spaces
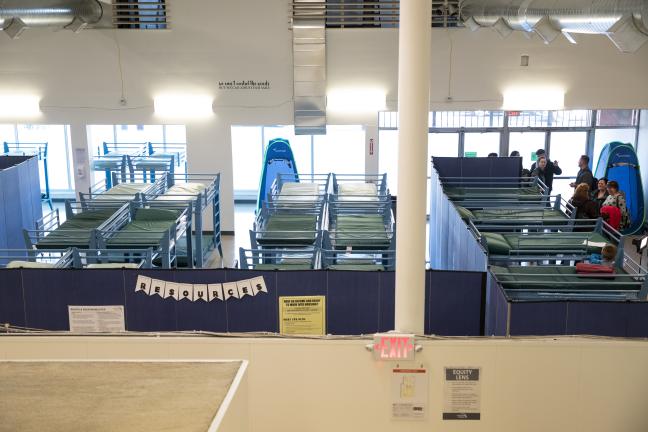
68,306,125,333
391,368,427,420
443,367,481,420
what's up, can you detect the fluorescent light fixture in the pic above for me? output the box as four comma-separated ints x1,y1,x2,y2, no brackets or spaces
154,94,213,118
0,95,41,117
502,87,565,111
327,88,386,113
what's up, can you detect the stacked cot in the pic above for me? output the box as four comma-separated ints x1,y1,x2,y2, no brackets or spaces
241,173,328,270
240,173,396,271
23,170,217,269
439,174,647,300
322,174,395,271
90,142,187,188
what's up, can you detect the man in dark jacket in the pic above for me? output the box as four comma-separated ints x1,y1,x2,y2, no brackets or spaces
530,149,561,194
570,155,594,189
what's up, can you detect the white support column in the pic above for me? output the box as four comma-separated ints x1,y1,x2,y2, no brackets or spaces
394,0,431,334
69,122,91,197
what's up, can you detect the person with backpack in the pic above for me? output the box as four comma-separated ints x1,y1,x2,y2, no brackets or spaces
601,180,631,230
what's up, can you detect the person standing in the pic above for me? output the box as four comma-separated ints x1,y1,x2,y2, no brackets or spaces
591,177,609,209
530,149,561,194
602,180,631,230
531,156,548,185
570,155,594,189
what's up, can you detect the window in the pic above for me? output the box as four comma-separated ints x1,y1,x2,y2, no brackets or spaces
86,124,187,185
509,132,546,170
1,124,74,197
263,126,313,175
114,0,168,30
549,131,588,200
379,130,398,193
593,128,637,169
313,125,364,174
596,110,639,127
463,132,500,157
231,125,365,200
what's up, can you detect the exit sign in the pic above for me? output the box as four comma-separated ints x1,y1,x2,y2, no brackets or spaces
372,333,416,361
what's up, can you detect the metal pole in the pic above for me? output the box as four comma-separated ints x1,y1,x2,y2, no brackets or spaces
394,0,431,334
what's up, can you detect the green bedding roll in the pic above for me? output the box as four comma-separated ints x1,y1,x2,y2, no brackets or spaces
482,232,610,255
327,264,386,271
472,208,567,221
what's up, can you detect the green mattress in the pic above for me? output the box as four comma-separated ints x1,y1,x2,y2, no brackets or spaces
482,231,609,255
36,208,118,248
490,265,638,291
256,214,317,245
456,206,567,222
96,183,150,200
332,215,390,248
107,208,180,247
445,186,542,201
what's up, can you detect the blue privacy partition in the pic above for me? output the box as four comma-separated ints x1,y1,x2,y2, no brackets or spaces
429,162,488,271
0,156,42,259
0,268,486,336
486,280,648,337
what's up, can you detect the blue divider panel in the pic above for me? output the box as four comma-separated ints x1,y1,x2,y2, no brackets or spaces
0,268,487,336
429,165,488,271
508,302,569,336
426,271,485,336
564,302,630,337
484,273,508,336
432,157,521,182
0,270,25,327
0,156,42,254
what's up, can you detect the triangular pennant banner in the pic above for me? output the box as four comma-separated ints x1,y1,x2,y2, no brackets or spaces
237,279,253,298
163,282,179,300
179,283,193,301
208,284,224,302
223,282,240,300
150,279,166,298
193,284,208,302
250,276,268,296
135,275,152,295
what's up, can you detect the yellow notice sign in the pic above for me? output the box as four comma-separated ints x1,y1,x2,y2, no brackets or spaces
279,296,326,336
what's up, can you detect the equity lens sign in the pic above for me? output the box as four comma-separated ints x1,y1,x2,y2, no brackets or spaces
373,334,415,361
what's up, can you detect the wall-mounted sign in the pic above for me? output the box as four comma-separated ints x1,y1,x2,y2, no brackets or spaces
135,275,268,302
68,305,125,333
218,80,271,90
279,296,325,336
443,367,482,420
372,334,415,361
391,368,427,420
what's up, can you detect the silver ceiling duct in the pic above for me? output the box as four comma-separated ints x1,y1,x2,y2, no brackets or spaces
0,0,103,38
460,0,648,52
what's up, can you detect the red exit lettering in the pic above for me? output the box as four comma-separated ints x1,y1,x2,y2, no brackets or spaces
373,336,414,360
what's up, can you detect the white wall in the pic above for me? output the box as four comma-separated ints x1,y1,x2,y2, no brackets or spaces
2,335,648,432
328,28,648,111
1,0,648,229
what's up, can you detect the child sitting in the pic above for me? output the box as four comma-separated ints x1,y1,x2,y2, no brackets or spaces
600,244,617,268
